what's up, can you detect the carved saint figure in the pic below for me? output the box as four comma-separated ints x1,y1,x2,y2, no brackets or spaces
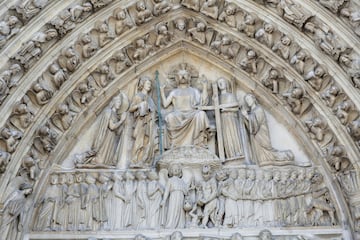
160,66,210,148
135,1,152,25
129,76,158,167
161,164,187,228
200,0,219,19
242,94,294,166
147,171,164,228
217,78,243,159
198,165,217,227
92,93,127,166
0,183,33,240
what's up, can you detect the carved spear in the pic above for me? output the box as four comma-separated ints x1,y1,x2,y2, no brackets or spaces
155,70,163,155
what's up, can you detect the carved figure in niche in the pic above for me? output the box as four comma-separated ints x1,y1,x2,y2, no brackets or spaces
92,93,128,166
321,84,341,108
152,0,171,16
135,1,152,25
218,3,238,28
113,8,133,35
112,49,132,74
304,117,333,147
261,171,274,226
272,35,292,60
188,21,208,45
98,174,113,230
255,22,275,48
161,164,187,228
348,118,360,147
51,103,75,131
78,33,98,59
160,64,210,148
15,28,58,70
10,98,34,130
109,173,125,230
304,22,347,61
129,76,157,168
155,22,173,48
0,127,22,153
319,0,347,13
29,81,53,106
0,150,10,174
238,13,257,38
210,35,240,60
0,183,33,240
59,47,81,73
277,0,312,29
306,187,336,226
222,169,238,228
182,0,200,11
48,62,68,89
0,16,21,48
90,0,113,9
123,171,136,228
34,174,60,231
71,76,98,109
242,94,294,166
198,165,217,228
12,0,49,22
92,62,115,87
131,36,154,63
282,85,311,116
290,49,309,75
147,171,164,228
83,174,98,231
21,154,40,181
326,144,351,172
261,68,283,94
94,20,115,48
53,174,68,231
234,169,245,226
174,17,187,38
334,100,354,125
34,123,58,154
258,229,272,240
70,2,93,23
214,170,227,227
217,78,243,158
304,65,330,91
238,49,258,75
65,173,81,231
340,8,360,37
0,64,22,103
200,0,219,19
50,9,76,36
136,171,148,228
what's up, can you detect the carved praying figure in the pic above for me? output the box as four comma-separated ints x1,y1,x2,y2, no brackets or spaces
160,64,211,148
242,94,294,166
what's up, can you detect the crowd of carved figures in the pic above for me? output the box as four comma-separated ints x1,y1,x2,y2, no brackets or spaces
0,0,358,236
31,166,336,232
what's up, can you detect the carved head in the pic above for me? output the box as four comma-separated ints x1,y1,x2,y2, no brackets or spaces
136,38,145,48
175,69,191,85
264,23,274,33
136,171,147,180
45,29,58,40
269,69,279,79
263,171,272,181
115,9,126,20
1,127,11,139
196,22,206,32
169,164,182,177
49,63,60,74
50,174,58,185
175,18,186,31
225,4,237,15
67,174,75,185
19,182,33,195
259,229,272,240
147,171,159,180
244,14,255,25
82,2,93,12
136,1,147,11
244,93,257,108
281,35,291,46
9,63,21,75
86,174,97,184
8,16,19,27
217,77,228,91
138,76,152,92
202,165,212,181
229,169,238,179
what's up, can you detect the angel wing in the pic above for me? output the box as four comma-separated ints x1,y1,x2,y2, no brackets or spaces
51,113,64,131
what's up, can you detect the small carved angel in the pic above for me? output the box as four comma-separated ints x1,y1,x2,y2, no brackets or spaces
77,33,98,59
261,67,284,94
272,35,292,60
200,0,219,19
188,20,212,45
304,116,333,147
10,96,34,129
282,85,311,116
0,64,22,103
51,103,76,131
28,80,53,106
48,62,68,89
218,3,238,28
0,16,21,48
152,0,172,16
112,49,132,74
255,22,275,48
290,49,310,75
92,62,115,87
113,8,134,35
334,100,355,125
210,34,240,60
135,1,152,25
155,22,173,48
21,154,40,181
128,35,154,63
70,76,98,110
238,49,258,74
238,13,257,38
0,127,23,153
326,144,351,172
69,2,93,23
58,47,81,73
304,65,331,91
321,84,342,108
33,123,58,154
94,20,115,48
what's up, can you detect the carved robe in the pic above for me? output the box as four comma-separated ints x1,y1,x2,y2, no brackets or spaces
147,180,163,228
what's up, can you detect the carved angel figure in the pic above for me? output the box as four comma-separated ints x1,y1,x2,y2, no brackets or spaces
153,0,172,16
95,20,115,48
112,50,132,74
0,127,23,153
155,23,173,48
321,84,341,108
255,22,275,48
70,76,98,109
238,14,257,38
238,49,258,74
210,35,240,60
218,3,237,28
48,63,67,89
29,81,53,106
282,85,311,116
12,0,49,22
0,64,22,103
34,124,58,154
272,35,292,60
277,0,312,28
304,65,330,91
290,49,310,75
200,0,219,19
113,8,133,35
78,33,98,59
135,1,152,25
188,22,207,45
261,68,283,94
51,103,76,131
129,76,158,167
0,16,21,48
304,117,333,147
131,37,153,63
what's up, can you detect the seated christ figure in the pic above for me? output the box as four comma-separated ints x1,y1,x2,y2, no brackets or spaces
160,67,211,148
